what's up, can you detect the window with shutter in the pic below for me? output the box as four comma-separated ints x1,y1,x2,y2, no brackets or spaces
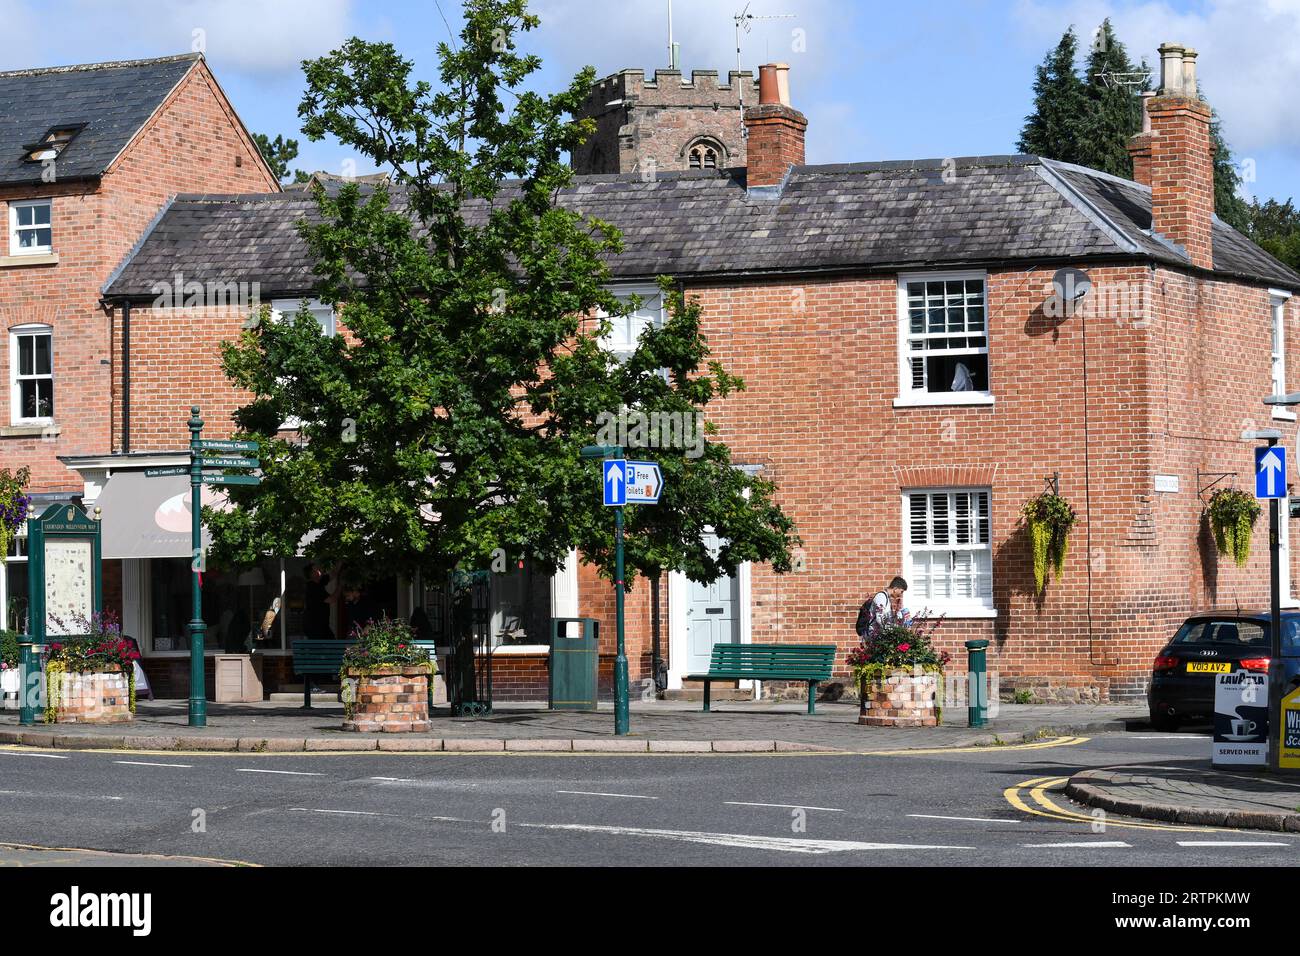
902,489,994,615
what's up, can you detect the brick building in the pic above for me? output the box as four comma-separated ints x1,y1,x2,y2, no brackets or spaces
0,54,278,642
30,49,1300,705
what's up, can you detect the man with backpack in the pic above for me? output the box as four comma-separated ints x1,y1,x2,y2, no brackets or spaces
856,576,908,642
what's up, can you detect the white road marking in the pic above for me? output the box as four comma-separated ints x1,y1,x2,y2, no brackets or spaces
1021,841,1131,848
1177,841,1291,847
909,814,1020,824
235,769,325,776
289,808,392,817
725,801,844,812
0,752,68,759
1130,735,1211,740
517,822,970,854
557,790,658,800
115,760,193,769
370,777,416,783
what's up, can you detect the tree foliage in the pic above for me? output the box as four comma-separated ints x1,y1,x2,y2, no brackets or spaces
253,132,310,184
209,0,797,590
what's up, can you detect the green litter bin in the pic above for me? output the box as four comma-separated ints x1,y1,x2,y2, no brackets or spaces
549,617,599,711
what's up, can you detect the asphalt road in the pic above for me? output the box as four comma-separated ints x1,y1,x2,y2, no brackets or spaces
0,730,1293,866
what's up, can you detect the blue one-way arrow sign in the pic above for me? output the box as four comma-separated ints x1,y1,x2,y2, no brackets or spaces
603,459,627,506
1257,446,1287,499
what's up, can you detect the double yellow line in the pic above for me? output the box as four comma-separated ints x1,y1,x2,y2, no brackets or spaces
1003,775,1228,833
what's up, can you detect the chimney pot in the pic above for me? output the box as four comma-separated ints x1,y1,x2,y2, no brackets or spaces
1181,48,1198,96
774,62,791,106
757,63,780,105
1158,42,1186,95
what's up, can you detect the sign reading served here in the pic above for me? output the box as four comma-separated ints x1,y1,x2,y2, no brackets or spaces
1213,671,1269,766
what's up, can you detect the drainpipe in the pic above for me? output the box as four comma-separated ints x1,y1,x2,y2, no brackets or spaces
121,301,131,453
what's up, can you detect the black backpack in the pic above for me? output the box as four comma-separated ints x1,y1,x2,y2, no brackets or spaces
855,591,888,639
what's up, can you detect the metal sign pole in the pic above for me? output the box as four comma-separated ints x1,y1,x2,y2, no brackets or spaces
188,406,207,727
614,504,629,735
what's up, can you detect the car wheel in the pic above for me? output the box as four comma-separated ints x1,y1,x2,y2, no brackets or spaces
1149,710,1179,732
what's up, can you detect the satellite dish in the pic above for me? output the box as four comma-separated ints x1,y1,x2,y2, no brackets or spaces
1052,267,1091,303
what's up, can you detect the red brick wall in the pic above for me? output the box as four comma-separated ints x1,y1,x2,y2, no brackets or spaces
107,259,1297,703
0,60,276,493
742,105,807,188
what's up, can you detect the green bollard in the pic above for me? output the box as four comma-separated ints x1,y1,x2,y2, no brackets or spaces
965,639,989,728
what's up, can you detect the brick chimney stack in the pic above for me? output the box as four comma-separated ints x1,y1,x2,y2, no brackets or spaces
1127,91,1156,187
1141,43,1215,269
743,63,807,190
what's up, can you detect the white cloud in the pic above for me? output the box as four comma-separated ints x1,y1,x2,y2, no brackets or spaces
1,0,354,76
1014,0,1300,153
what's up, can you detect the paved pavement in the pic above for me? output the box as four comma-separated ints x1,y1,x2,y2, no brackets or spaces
0,699,1143,753
0,730,1292,866
1068,759,1300,831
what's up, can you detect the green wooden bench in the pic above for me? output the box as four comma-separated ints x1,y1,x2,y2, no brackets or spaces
684,643,837,714
290,640,351,708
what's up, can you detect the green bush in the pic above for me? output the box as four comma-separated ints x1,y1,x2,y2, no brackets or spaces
0,629,18,670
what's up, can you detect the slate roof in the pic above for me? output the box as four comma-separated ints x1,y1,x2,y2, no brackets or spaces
102,154,1300,299
0,54,200,186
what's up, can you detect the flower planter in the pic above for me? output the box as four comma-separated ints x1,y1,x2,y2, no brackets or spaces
48,666,133,724
341,664,432,733
858,667,941,727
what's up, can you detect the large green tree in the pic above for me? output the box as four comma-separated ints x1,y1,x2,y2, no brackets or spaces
1075,20,1148,177
253,132,310,185
1244,197,1300,271
208,0,796,591
1017,28,1088,161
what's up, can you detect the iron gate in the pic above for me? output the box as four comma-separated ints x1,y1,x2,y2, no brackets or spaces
425,570,492,716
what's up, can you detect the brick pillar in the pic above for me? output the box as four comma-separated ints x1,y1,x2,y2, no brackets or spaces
743,63,807,189
1147,44,1214,270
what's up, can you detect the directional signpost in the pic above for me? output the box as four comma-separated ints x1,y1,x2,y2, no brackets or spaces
143,407,262,726
1252,429,1289,771
586,448,665,736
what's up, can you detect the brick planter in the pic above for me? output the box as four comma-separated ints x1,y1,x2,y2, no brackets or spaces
341,665,432,733
858,669,941,727
49,667,133,724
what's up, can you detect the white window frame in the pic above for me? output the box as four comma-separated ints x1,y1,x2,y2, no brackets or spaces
9,323,54,425
1272,291,1294,421
8,199,52,256
270,298,336,337
901,487,996,618
895,270,994,408
600,284,666,363
270,299,336,429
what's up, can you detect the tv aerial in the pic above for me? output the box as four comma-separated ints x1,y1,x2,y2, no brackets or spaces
733,2,796,129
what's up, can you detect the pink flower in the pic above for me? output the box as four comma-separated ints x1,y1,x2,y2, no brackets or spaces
898,643,911,652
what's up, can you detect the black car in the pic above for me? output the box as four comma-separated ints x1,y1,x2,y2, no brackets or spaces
1148,611,1300,730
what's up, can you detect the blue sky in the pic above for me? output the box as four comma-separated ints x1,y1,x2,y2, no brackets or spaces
3,0,1296,204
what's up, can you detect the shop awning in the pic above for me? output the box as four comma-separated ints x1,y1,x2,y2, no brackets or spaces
95,472,229,560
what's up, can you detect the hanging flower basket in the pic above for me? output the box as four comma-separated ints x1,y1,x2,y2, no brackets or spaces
0,467,30,568
1022,491,1077,594
1206,487,1261,568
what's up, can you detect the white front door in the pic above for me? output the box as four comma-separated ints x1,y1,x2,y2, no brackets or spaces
685,566,737,674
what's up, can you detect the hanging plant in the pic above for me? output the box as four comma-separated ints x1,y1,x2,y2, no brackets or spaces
0,467,31,567
1206,487,1261,568
1022,491,1077,594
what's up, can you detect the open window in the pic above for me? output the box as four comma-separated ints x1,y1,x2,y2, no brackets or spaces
896,272,992,406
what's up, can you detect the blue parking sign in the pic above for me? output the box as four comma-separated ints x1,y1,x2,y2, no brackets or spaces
1256,446,1287,499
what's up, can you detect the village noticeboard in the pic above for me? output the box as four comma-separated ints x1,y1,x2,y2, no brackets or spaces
27,503,103,644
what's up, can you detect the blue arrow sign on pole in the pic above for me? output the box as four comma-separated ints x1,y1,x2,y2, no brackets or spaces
1257,446,1287,499
603,459,627,506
